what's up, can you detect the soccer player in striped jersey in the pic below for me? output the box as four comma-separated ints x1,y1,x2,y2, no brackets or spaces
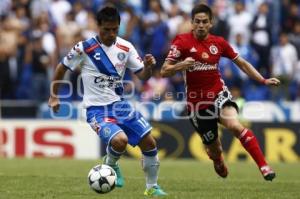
48,6,167,196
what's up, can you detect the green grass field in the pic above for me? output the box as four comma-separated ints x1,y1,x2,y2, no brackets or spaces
0,158,299,199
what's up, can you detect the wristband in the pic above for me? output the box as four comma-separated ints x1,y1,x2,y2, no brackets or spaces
261,79,267,85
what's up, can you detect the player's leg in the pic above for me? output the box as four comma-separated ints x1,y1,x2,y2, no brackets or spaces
205,138,228,178
219,104,276,181
87,116,126,187
103,131,127,187
119,110,166,196
86,105,128,187
138,134,167,196
189,108,228,178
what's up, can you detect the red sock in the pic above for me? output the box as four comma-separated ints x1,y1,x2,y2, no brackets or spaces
239,129,267,168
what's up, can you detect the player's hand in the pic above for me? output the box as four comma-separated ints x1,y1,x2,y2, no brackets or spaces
181,57,195,70
264,77,280,86
143,54,156,68
48,96,60,113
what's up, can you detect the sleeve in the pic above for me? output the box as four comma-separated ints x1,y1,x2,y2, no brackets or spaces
126,43,144,73
221,38,239,60
166,35,184,62
61,41,84,71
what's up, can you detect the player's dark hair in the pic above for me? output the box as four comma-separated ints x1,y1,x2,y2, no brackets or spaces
191,4,213,21
96,6,120,25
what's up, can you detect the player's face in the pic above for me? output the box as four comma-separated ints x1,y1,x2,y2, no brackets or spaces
98,20,119,46
192,13,212,40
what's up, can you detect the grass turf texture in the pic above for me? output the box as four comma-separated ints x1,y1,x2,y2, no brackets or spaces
0,158,299,199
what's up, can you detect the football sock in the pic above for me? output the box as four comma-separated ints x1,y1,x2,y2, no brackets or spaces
239,129,267,168
105,145,124,166
142,148,159,189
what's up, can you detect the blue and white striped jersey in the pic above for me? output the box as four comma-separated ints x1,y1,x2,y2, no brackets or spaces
62,36,144,107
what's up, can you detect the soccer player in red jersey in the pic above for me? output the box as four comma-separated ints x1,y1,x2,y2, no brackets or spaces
161,4,280,181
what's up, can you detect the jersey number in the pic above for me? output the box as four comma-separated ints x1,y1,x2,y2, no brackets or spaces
137,118,149,128
203,130,215,142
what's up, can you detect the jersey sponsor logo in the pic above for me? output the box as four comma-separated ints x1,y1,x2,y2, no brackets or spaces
190,47,197,53
201,52,209,59
209,45,218,54
188,61,217,72
94,52,101,60
117,52,126,61
94,74,122,89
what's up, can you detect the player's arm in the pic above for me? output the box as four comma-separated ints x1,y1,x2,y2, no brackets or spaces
233,56,280,86
161,57,195,77
135,54,156,81
48,63,68,113
48,41,83,112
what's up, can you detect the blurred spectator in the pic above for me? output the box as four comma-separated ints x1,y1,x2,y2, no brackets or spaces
166,3,184,39
141,68,169,102
228,1,253,44
141,0,169,65
270,32,298,100
73,1,88,29
33,12,57,72
250,2,272,77
0,15,22,99
281,1,300,33
176,0,194,14
119,5,141,51
25,33,51,102
49,0,72,26
210,3,229,39
80,11,98,39
220,33,258,88
0,0,12,16
30,0,51,19
176,11,192,34
56,11,81,58
288,20,300,58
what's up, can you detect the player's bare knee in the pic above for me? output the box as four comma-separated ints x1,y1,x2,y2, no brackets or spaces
224,121,241,132
139,134,156,151
111,134,128,151
146,136,156,149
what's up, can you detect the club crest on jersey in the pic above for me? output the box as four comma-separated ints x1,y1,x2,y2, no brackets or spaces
209,45,218,54
117,52,126,61
201,52,209,59
103,127,111,137
94,52,101,60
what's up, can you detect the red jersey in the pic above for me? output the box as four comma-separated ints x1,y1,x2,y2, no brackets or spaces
166,32,239,110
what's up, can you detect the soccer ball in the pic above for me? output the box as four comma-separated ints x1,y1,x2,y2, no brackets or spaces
87,164,116,194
